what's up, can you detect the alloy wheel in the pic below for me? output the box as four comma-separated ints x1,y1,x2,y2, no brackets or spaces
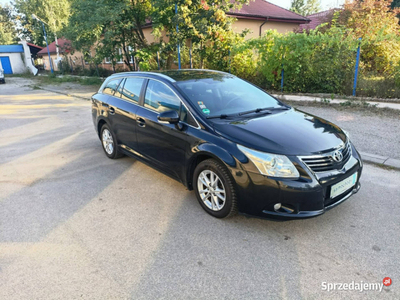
102,128,114,155
197,170,226,211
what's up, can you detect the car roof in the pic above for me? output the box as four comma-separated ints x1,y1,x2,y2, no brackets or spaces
107,69,236,83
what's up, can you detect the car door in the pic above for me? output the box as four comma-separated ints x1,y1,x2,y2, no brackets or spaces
135,79,190,180
106,77,145,153
91,77,122,131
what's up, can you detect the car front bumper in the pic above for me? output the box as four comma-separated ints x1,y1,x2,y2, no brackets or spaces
234,144,363,220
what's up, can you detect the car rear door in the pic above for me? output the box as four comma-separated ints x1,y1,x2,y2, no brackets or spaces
106,76,145,153
135,79,190,180
91,77,122,131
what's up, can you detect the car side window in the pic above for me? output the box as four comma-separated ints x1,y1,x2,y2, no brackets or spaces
144,80,180,114
114,78,125,98
103,79,121,96
121,77,144,103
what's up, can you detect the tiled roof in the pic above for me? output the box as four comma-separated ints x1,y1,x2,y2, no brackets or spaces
298,9,338,31
228,0,309,23
0,45,24,53
27,42,43,50
37,38,72,55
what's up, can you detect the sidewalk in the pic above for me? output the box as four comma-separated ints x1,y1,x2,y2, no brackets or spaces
273,94,400,111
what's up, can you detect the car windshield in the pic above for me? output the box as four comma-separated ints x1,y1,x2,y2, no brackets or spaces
175,76,283,118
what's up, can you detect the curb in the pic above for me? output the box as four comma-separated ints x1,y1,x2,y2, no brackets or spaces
272,92,400,104
36,86,91,101
273,94,400,111
360,152,400,170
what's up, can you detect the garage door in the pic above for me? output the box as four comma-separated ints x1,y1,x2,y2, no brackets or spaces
0,57,13,74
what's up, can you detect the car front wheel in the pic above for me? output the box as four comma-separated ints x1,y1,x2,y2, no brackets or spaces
193,159,238,218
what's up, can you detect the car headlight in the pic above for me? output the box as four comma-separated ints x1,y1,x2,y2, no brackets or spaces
237,145,300,179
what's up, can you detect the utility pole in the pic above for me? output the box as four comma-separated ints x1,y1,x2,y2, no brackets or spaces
32,14,54,73
175,3,181,69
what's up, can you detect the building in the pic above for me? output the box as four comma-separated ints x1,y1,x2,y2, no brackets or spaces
37,38,78,71
228,0,310,38
0,41,38,75
298,9,337,32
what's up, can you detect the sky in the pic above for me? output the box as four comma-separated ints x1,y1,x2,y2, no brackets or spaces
0,0,345,11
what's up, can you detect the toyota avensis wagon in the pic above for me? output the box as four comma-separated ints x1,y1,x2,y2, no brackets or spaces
91,70,362,220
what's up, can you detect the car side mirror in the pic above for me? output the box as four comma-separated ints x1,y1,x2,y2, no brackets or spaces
157,110,180,124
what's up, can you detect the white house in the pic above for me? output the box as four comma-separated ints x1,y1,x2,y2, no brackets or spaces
0,41,38,75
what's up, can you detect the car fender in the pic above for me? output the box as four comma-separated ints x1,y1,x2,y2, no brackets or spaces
185,142,239,190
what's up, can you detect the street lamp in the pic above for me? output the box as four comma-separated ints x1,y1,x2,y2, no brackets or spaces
32,13,54,73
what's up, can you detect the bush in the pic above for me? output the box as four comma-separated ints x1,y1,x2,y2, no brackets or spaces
245,27,359,94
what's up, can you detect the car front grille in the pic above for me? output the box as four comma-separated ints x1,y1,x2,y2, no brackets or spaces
300,143,352,173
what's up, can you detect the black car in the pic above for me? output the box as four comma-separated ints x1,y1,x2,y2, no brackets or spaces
91,70,362,220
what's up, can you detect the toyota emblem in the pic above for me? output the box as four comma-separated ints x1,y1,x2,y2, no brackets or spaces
332,150,343,162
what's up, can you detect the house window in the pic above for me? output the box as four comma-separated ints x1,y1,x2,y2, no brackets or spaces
117,48,123,64
104,57,111,64
128,46,133,63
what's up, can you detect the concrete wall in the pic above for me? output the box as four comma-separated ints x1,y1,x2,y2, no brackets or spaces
0,53,27,74
232,19,300,39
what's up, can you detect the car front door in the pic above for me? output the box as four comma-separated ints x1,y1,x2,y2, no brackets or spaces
135,79,190,180
106,77,145,153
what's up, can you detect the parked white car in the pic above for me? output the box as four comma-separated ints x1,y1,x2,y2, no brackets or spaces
0,60,5,84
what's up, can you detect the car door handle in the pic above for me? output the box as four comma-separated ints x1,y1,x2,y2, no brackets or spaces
109,107,115,115
136,117,146,127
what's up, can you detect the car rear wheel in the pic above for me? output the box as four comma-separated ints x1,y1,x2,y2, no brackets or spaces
193,159,238,218
100,124,124,159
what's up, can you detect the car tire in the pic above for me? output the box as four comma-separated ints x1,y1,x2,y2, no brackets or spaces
100,124,124,159
193,159,238,218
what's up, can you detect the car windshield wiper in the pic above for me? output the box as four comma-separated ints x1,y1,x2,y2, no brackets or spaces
238,106,290,116
206,113,237,119
206,106,291,119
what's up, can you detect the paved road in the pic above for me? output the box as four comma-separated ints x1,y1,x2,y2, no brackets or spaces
0,79,399,299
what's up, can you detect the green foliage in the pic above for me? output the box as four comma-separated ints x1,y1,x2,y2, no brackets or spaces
355,74,400,98
152,0,248,67
242,27,358,93
66,0,152,70
0,5,17,44
290,0,321,16
338,0,400,74
13,0,71,46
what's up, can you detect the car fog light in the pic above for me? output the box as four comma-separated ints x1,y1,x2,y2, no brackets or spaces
274,203,282,211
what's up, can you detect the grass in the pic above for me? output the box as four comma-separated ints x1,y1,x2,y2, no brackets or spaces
35,74,103,86
350,75,400,99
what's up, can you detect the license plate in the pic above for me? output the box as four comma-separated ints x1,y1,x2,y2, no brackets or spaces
330,172,358,199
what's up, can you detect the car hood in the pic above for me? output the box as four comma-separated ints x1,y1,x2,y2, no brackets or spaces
212,109,346,156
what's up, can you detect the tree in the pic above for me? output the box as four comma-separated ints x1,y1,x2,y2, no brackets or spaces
65,0,152,70
290,0,321,16
390,0,400,23
0,5,18,44
13,0,71,46
338,0,400,73
151,0,248,68
290,0,305,15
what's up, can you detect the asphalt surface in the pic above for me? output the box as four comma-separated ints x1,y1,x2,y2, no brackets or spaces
0,78,399,299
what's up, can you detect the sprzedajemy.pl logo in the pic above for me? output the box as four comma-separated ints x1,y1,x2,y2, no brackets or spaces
322,278,392,293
